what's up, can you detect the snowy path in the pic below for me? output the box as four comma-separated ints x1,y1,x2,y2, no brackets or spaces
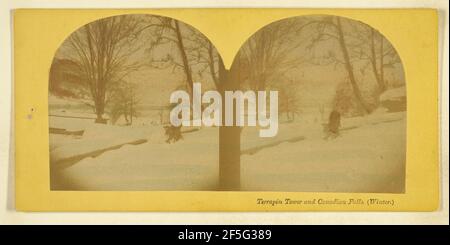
50,127,220,190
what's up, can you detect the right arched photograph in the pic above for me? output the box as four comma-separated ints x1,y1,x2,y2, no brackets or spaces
232,15,406,193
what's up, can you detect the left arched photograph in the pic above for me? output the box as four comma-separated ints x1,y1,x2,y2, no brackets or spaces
49,14,221,190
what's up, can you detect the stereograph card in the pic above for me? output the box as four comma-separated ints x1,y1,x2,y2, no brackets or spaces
13,8,440,211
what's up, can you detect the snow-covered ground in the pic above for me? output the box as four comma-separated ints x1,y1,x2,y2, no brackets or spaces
49,105,405,193
241,113,405,193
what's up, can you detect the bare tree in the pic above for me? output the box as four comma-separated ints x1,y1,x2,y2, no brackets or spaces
345,22,402,93
65,15,142,123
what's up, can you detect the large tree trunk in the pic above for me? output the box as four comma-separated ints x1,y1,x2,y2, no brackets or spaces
94,95,107,124
174,20,194,95
370,28,386,92
218,59,241,191
335,17,371,114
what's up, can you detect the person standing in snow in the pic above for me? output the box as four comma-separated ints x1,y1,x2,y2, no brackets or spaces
324,109,341,139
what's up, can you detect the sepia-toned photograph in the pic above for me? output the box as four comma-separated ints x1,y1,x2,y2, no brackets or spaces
49,14,406,193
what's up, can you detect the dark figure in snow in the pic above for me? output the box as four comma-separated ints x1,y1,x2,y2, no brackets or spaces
324,110,341,139
164,125,183,143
